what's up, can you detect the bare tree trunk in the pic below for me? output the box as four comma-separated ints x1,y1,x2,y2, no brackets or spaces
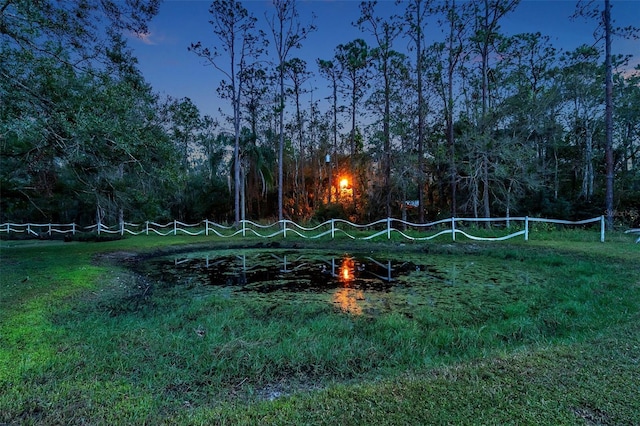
351,85,358,212
269,0,315,222
415,0,426,223
234,119,241,224
330,71,338,205
384,62,391,219
278,68,285,222
582,124,594,201
471,159,480,218
482,153,491,219
95,203,103,232
625,122,635,171
554,148,559,200
447,2,456,217
480,0,490,219
604,0,614,228
472,179,479,219
241,164,246,223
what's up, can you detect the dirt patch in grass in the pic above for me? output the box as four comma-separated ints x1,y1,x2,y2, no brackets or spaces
571,406,612,426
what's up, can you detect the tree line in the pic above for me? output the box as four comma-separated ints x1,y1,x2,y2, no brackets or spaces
1,0,639,228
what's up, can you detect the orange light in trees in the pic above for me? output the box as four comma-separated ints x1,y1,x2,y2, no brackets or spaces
339,178,349,190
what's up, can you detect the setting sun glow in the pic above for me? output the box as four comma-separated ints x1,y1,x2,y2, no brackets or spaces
339,178,349,189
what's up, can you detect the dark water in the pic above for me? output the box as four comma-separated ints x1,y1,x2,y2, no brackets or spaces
135,251,435,315
132,249,529,316
149,252,424,292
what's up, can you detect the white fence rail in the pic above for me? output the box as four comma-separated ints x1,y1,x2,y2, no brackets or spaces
1,216,608,242
625,228,640,243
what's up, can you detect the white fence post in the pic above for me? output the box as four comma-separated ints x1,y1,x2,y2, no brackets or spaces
283,220,287,238
120,220,124,236
145,221,149,235
452,217,456,242
242,220,246,237
72,223,76,235
331,219,335,239
205,219,209,236
525,216,529,241
387,217,391,240
48,223,52,237
600,215,605,243
174,220,177,236
27,223,31,236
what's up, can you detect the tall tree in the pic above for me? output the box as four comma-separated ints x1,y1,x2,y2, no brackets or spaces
189,0,264,224
335,38,370,213
497,32,559,213
163,97,212,220
615,66,640,179
165,97,202,171
604,0,614,228
401,0,432,221
468,0,520,218
573,0,639,227
317,58,342,204
336,39,370,160
284,57,312,217
241,66,270,139
437,0,471,217
367,52,413,220
559,45,603,202
358,1,402,218
267,0,315,222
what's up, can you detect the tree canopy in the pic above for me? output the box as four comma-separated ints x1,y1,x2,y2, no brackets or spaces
1,0,638,228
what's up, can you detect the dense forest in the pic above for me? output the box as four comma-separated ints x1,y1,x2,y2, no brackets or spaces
1,0,639,228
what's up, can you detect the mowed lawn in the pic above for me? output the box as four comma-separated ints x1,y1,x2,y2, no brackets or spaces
1,232,639,425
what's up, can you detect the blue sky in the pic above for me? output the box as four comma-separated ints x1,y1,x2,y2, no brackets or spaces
128,0,640,124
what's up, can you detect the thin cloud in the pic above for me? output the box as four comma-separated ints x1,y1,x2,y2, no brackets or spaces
131,30,158,45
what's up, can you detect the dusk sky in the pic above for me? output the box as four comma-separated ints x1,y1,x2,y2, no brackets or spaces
127,0,640,126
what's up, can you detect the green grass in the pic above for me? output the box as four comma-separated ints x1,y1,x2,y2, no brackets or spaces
1,232,638,424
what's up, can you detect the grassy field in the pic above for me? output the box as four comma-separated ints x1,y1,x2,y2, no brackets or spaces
1,232,638,425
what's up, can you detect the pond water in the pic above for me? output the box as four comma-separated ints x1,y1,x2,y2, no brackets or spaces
135,249,535,316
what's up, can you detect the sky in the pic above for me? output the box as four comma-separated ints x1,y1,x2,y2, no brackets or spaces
127,0,640,126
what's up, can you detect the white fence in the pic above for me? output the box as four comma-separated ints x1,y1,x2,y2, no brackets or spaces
625,228,640,243
0,216,607,242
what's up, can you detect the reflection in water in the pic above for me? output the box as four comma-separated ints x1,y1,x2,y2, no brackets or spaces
134,251,529,319
340,257,354,283
342,265,350,281
333,288,364,315
152,252,424,316
334,257,364,314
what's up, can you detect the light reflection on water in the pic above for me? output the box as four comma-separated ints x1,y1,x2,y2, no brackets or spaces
333,288,365,315
334,257,364,314
149,252,421,316
131,250,538,318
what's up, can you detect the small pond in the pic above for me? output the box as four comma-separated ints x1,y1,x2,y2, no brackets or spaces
134,249,537,316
